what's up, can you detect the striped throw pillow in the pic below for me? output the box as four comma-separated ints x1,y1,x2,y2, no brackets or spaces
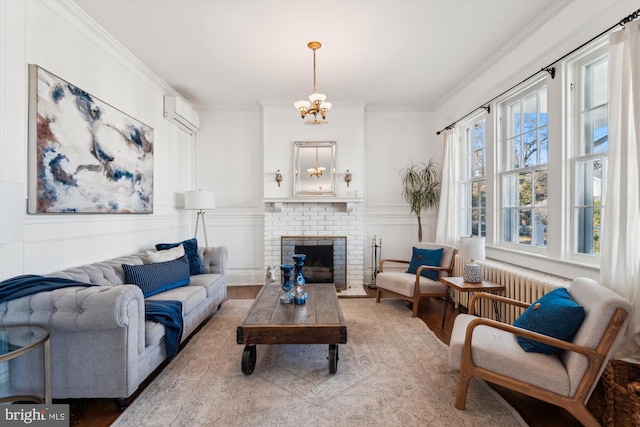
123,255,190,297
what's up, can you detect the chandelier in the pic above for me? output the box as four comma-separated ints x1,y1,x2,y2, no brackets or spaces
294,41,332,124
307,145,326,177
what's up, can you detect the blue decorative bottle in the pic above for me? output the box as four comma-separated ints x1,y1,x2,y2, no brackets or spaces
294,280,306,305
292,254,306,286
280,264,294,292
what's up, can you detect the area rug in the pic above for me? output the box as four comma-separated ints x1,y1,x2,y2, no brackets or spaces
112,299,528,427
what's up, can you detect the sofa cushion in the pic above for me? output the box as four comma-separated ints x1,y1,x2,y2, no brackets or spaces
156,238,202,275
189,273,224,298
406,247,443,281
146,285,207,316
513,287,585,354
123,255,190,297
142,245,185,264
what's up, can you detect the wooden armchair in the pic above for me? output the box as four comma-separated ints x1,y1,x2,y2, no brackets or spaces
448,277,631,426
375,242,456,317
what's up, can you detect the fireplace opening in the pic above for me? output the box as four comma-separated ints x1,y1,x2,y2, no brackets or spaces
281,236,347,289
294,245,333,283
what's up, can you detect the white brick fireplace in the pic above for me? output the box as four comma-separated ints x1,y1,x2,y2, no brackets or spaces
264,200,364,290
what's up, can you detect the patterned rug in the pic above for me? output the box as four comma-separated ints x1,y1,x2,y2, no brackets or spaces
112,299,528,427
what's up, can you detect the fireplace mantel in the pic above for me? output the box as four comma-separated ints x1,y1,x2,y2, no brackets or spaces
263,198,364,212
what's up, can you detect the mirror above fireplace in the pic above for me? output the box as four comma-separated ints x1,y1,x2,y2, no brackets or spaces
294,141,336,197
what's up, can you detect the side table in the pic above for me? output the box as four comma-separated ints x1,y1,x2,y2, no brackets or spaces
0,325,51,404
440,276,505,329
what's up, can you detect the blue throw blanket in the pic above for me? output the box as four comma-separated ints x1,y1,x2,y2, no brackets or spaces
0,274,183,359
145,300,183,360
0,274,97,303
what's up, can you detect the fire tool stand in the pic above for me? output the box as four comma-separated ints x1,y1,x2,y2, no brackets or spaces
368,236,382,289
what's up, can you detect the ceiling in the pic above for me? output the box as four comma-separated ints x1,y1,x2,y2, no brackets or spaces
73,0,559,111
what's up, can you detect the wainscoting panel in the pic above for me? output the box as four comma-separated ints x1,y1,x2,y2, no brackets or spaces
206,210,264,285
23,214,190,274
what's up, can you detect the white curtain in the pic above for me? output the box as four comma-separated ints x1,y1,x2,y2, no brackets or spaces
435,128,459,246
600,21,640,362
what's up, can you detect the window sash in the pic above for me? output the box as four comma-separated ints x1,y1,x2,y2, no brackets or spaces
500,80,548,249
571,47,608,258
460,117,487,237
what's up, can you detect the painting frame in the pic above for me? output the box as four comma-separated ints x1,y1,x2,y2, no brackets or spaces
27,64,154,214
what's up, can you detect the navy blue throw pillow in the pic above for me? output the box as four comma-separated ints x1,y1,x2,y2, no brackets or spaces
405,247,444,281
123,255,190,297
513,287,585,355
156,237,202,275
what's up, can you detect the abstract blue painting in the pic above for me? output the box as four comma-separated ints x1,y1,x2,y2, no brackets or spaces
27,65,154,214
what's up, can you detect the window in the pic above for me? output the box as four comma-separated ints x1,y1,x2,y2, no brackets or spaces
451,36,610,275
460,117,486,237
501,83,548,247
571,48,608,256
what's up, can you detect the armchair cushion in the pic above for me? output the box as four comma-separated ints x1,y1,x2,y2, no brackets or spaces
513,287,585,354
406,247,444,281
449,313,572,395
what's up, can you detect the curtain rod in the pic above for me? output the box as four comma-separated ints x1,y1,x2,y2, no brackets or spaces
436,7,640,136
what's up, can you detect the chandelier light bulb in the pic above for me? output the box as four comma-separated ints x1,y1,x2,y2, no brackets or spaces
294,100,310,110
309,93,326,103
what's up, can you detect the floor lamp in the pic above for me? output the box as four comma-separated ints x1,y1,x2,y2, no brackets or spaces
184,190,216,247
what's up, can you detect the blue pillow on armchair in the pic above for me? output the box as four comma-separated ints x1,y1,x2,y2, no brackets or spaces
406,247,444,281
156,237,203,275
513,287,585,355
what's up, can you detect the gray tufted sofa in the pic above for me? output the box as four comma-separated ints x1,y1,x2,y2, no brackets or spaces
0,246,227,408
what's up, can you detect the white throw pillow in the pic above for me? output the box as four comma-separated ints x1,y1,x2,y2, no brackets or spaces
142,245,186,264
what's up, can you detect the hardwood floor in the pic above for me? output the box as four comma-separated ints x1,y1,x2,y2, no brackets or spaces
62,285,588,426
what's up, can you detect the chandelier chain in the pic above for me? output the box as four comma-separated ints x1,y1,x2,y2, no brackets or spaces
312,47,317,94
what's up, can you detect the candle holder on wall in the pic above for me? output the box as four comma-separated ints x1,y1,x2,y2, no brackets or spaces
275,170,283,187
344,170,352,187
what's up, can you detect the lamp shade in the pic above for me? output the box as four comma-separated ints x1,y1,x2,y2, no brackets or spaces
184,190,216,210
459,236,486,261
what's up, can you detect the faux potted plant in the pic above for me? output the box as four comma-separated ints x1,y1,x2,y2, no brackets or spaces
401,159,441,242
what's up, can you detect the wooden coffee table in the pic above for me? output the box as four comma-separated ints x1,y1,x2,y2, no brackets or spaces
236,282,348,375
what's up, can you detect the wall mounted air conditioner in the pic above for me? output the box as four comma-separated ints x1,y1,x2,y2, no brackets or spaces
163,95,200,135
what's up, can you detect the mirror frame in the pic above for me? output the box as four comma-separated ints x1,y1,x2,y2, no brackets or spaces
294,141,336,196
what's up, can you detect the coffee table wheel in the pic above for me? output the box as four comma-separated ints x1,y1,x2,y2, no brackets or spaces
241,345,257,375
328,344,339,374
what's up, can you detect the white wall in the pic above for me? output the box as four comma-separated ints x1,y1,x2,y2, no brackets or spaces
262,103,366,200
195,108,264,285
196,102,438,285
0,1,194,279
363,110,438,282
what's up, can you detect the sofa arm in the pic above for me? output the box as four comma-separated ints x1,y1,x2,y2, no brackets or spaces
0,284,146,399
200,246,228,276
0,284,145,332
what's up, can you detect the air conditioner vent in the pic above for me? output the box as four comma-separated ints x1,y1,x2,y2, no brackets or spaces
163,95,199,134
